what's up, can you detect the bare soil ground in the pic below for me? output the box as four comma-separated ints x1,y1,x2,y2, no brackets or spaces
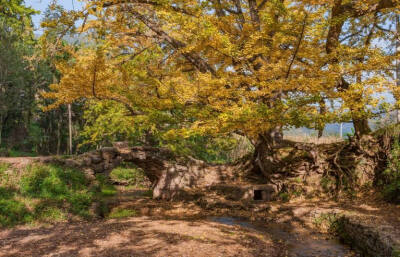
0,157,42,169
0,216,284,257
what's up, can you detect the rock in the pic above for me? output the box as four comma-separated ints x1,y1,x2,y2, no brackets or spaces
101,147,117,161
82,156,92,166
90,153,103,164
113,141,130,149
64,159,80,168
93,163,105,173
44,145,239,201
335,215,400,257
83,168,96,180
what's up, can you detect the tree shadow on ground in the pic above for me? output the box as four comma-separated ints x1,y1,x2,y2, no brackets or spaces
0,216,285,257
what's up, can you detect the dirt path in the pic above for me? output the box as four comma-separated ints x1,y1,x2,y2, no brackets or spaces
0,157,52,170
0,216,284,257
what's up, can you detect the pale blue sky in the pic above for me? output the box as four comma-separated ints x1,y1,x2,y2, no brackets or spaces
25,0,84,31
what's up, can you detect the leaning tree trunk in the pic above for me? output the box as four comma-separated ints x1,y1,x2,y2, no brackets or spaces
49,144,236,200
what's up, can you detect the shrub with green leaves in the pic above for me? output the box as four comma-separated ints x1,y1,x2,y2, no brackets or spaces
382,136,400,203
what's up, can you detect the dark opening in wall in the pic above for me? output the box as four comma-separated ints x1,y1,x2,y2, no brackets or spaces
253,190,263,200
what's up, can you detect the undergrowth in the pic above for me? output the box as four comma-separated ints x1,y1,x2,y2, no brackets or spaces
0,163,116,227
110,162,150,187
95,174,117,197
381,135,400,203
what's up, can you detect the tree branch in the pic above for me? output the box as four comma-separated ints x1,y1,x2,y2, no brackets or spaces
286,14,307,79
129,9,217,76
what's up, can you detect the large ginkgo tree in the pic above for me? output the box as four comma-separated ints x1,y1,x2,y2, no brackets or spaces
44,0,400,176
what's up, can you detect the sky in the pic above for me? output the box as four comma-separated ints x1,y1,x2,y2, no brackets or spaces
25,0,84,32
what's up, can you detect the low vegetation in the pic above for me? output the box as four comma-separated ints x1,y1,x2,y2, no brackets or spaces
381,135,400,204
0,160,160,227
0,162,119,227
109,163,150,187
108,208,137,219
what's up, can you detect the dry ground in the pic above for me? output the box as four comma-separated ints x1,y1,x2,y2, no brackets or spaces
0,187,360,257
0,216,284,257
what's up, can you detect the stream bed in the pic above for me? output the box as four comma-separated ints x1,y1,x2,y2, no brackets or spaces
209,216,358,257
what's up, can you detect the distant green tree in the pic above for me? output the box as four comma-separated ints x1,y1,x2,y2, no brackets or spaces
0,2,81,155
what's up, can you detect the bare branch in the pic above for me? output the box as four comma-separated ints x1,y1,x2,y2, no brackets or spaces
286,14,307,79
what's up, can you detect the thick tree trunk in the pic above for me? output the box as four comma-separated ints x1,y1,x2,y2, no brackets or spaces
353,118,371,139
252,127,283,180
352,75,371,139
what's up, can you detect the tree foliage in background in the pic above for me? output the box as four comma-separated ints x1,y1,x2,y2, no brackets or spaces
0,2,82,155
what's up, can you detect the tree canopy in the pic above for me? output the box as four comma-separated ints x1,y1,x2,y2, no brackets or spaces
44,0,400,144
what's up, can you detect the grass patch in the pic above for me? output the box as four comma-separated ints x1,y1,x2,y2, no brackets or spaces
0,189,33,226
313,213,339,231
20,164,94,219
110,163,149,187
277,192,290,202
381,135,400,203
34,205,67,222
95,174,117,197
108,208,137,219
8,150,37,157
0,162,10,173
100,184,117,197
0,163,108,227
0,162,147,227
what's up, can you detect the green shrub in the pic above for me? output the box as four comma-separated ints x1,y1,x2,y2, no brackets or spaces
34,204,66,222
8,150,37,157
278,192,290,202
382,136,400,203
383,179,400,203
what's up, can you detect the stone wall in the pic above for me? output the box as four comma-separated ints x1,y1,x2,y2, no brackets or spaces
336,216,400,257
50,145,236,200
